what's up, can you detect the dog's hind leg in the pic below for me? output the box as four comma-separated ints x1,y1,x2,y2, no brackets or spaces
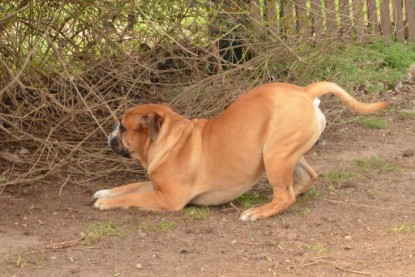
239,154,297,221
293,156,318,196
93,181,153,199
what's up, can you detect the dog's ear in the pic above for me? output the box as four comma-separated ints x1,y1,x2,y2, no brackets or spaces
139,112,164,141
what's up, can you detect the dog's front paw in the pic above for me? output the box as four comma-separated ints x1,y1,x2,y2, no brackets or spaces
94,198,116,210
93,189,115,199
239,208,262,221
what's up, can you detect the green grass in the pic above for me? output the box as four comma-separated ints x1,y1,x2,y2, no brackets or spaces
140,220,176,232
0,176,7,184
387,224,415,234
289,39,415,94
360,116,387,129
294,187,323,215
324,171,357,183
184,206,211,219
355,156,396,173
309,243,329,255
16,255,26,268
398,110,415,120
237,192,269,209
83,222,124,244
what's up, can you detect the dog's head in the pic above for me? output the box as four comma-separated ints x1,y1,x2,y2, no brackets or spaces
108,103,178,166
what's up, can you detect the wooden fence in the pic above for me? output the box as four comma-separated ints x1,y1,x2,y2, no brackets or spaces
253,0,415,41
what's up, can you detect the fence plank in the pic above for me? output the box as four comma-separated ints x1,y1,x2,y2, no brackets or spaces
405,0,415,41
283,0,297,37
265,0,279,35
339,0,352,37
296,0,310,35
310,0,323,37
353,0,366,40
367,0,381,34
380,0,392,36
394,0,405,41
326,0,338,35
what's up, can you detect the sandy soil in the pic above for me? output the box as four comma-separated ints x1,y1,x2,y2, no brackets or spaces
1,92,415,277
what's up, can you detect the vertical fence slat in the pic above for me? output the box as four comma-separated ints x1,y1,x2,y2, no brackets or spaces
250,0,263,34
367,0,381,34
339,0,352,37
405,0,415,41
310,0,323,37
265,0,279,35
283,0,297,37
394,0,405,41
380,0,392,36
296,0,310,35
326,0,338,35
353,0,366,40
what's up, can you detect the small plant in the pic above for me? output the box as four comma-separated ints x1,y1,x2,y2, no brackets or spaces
309,243,329,255
184,206,210,219
294,188,323,215
297,187,323,205
83,222,123,244
355,156,396,173
28,203,35,213
141,220,176,232
0,176,7,184
387,224,415,233
399,110,415,120
360,116,387,129
237,192,268,209
324,171,357,183
294,207,312,216
16,255,26,268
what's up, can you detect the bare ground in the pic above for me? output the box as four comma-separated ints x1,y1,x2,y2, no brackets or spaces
1,94,415,277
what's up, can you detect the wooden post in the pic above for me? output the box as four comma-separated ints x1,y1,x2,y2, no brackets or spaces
394,0,405,41
353,0,366,41
326,0,338,36
367,0,381,34
339,0,352,38
265,0,279,36
296,0,310,35
250,0,263,35
405,0,415,41
310,0,323,37
380,0,392,36
283,0,297,37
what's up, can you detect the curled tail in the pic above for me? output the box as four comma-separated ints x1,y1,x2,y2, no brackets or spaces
306,82,389,114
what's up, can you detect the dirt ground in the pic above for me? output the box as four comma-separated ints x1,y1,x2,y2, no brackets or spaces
1,92,415,277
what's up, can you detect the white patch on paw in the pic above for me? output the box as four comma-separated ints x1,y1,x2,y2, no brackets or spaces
93,189,115,199
239,210,258,222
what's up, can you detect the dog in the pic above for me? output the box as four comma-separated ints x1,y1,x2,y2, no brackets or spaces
94,82,388,221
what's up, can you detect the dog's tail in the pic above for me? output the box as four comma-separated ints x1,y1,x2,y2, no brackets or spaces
306,82,389,114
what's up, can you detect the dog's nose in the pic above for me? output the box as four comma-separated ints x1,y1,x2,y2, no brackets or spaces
108,135,120,150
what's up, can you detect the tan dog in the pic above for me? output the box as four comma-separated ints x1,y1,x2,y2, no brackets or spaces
94,82,388,221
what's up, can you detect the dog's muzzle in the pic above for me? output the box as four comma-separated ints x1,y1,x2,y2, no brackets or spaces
108,123,131,158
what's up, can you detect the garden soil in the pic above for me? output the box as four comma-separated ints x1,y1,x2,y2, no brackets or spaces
1,90,415,277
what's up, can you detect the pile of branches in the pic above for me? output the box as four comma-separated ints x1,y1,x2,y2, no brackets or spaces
0,1,340,188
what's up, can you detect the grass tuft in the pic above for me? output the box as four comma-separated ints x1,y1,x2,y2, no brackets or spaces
140,220,176,232
360,116,387,129
184,206,211,219
324,171,357,183
237,192,269,209
83,222,123,244
387,224,415,234
309,243,329,255
355,156,396,173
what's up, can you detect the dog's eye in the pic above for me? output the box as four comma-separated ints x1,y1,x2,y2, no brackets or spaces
119,123,126,133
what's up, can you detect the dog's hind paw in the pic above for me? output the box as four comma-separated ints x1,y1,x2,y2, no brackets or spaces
93,189,115,199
